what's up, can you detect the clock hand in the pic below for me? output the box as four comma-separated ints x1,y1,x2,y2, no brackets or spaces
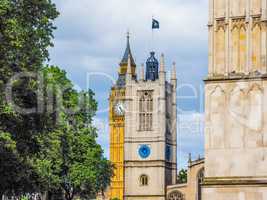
119,105,123,113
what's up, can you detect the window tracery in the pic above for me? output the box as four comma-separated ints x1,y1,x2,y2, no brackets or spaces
139,91,153,131
167,191,185,200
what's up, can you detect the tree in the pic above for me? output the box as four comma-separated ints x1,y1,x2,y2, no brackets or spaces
177,169,188,184
34,66,113,200
0,1,113,198
0,0,59,196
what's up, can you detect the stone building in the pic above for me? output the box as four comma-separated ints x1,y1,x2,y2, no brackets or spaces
203,0,267,199
167,158,204,200
124,51,177,200
107,34,205,200
108,0,267,198
108,33,134,200
109,33,177,200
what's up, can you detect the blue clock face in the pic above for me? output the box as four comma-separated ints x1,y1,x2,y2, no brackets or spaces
139,145,151,159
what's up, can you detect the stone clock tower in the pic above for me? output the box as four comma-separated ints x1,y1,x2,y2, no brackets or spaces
109,33,136,200
124,51,177,200
203,0,267,199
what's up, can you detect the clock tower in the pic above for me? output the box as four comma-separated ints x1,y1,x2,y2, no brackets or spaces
109,33,136,200
124,51,177,200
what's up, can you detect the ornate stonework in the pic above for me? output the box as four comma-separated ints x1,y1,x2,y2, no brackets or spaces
124,53,177,200
203,0,267,199
167,158,205,200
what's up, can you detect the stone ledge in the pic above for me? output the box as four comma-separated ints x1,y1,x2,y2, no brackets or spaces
203,177,267,186
204,73,267,82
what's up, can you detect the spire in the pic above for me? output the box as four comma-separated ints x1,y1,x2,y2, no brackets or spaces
127,54,131,74
159,53,166,84
159,53,165,72
171,62,177,80
140,63,145,81
126,54,132,84
120,32,136,66
188,153,192,164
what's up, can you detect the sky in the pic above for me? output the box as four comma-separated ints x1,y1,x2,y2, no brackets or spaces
49,0,208,170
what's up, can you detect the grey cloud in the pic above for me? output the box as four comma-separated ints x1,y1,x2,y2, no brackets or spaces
50,0,208,164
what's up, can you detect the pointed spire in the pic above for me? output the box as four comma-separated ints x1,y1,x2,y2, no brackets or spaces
140,63,145,80
126,54,132,84
127,54,131,74
160,53,165,72
120,31,136,66
188,153,192,163
171,62,177,80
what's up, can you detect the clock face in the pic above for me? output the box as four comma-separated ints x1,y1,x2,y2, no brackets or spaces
114,101,125,116
139,145,151,159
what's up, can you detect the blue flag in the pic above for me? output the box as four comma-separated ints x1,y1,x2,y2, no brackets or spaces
152,19,159,29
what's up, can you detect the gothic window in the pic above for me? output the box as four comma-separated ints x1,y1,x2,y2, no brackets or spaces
139,91,153,131
232,25,239,72
252,19,261,72
140,175,148,186
166,92,172,134
239,26,247,72
231,20,247,73
167,191,185,200
197,168,204,200
215,22,225,75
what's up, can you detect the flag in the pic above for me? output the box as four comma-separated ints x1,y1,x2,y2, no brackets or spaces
152,18,159,29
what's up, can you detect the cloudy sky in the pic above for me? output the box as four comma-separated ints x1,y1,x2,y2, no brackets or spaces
50,0,208,169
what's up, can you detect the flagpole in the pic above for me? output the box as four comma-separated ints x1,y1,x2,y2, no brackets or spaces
152,15,154,52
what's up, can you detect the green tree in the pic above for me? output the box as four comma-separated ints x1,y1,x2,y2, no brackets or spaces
0,1,113,198
34,66,113,200
0,0,58,196
177,169,188,184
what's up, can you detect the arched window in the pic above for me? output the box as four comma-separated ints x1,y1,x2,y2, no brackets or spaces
139,91,153,131
231,20,247,73
140,175,149,186
197,168,205,200
239,25,246,72
252,20,261,72
167,191,185,200
215,25,225,75
231,25,239,72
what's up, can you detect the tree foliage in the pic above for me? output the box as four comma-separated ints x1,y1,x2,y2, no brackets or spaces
0,1,113,199
177,169,187,184
34,66,113,200
0,0,59,196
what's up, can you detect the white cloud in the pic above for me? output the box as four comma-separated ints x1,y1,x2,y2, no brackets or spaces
93,117,110,158
51,0,208,73
177,112,204,169
50,0,208,168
